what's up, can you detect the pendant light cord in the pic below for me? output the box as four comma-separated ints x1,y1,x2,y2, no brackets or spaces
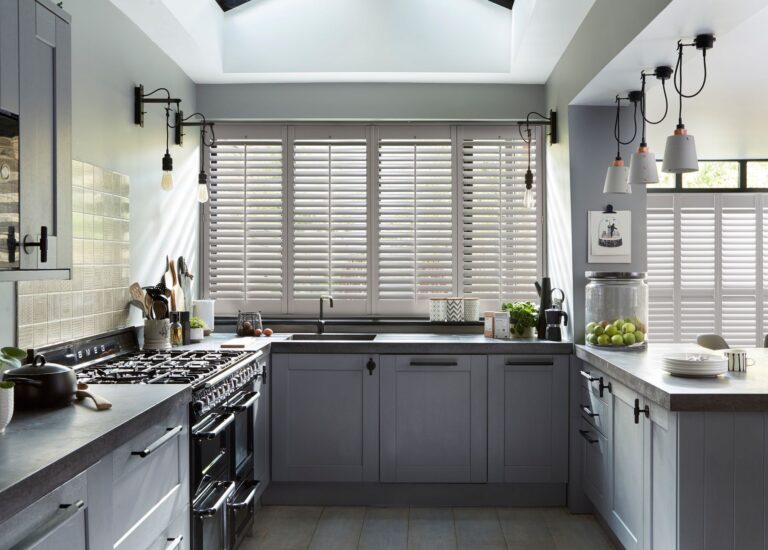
673,40,708,125
614,96,638,148
164,106,171,155
640,75,668,126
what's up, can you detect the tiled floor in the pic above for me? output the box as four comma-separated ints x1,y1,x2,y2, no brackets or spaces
243,506,617,550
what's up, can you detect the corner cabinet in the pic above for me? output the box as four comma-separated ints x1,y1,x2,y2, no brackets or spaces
0,0,71,280
271,353,380,482
379,354,487,483
487,355,569,483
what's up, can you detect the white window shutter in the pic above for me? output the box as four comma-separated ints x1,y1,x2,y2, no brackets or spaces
290,127,368,314
208,131,285,315
646,194,676,343
460,126,541,311
375,126,454,314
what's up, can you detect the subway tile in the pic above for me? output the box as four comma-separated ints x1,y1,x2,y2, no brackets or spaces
33,323,48,347
17,325,33,350
33,295,48,324
17,295,33,326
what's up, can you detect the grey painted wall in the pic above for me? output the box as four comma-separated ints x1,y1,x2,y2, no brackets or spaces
543,0,672,340
196,83,544,121
568,105,646,344
0,0,198,347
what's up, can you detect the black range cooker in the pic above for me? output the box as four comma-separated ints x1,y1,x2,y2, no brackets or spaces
31,329,267,550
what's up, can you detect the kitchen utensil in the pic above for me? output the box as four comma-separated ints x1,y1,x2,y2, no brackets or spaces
75,383,112,410
129,299,147,317
3,355,77,409
169,257,184,311
178,257,193,306
129,282,144,303
144,293,154,318
152,299,168,320
179,311,191,345
723,349,754,372
162,256,176,311
544,307,569,341
221,337,260,349
535,277,553,339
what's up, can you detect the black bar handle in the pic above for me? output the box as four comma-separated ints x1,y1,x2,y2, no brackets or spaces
410,361,458,367
580,370,598,382
23,226,48,263
580,405,599,418
579,429,599,444
366,358,376,376
165,535,184,550
131,425,183,457
7,226,17,264
599,377,613,397
634,398,650,424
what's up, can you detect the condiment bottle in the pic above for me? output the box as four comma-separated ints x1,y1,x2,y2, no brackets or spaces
170,312,183,347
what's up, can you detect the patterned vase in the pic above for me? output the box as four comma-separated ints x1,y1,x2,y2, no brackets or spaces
446,298,465,322
463,298,479,322
430,299,447,322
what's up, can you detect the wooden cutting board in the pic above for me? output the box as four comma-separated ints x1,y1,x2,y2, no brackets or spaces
220,337,260,349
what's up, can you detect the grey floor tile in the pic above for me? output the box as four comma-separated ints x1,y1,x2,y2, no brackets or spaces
497,508,557,550
453,508,506,550
544,509,616,550
358,507,409,550
408,507,457,550
252,505,324,550
308,506,366,550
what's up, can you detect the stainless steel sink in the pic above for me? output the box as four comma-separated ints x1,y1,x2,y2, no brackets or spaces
288,334,377,341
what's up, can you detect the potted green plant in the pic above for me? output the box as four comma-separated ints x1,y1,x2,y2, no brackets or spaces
190,316,207,343
502,301,539,338
0,347,26,374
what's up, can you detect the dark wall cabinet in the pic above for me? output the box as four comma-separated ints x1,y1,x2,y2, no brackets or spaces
0,0,71,280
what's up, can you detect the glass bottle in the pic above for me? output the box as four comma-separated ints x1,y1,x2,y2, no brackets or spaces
170,312,183,347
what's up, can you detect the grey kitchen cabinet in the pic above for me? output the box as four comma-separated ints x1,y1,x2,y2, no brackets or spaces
272,353,380,482
0,0,71,280
0,470,88,550
380,354,487,483
578,362,677,550
487,355,568,483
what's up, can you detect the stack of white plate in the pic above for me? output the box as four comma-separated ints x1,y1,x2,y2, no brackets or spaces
662,353,727,377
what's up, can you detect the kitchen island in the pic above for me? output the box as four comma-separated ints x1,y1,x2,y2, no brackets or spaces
575,343,768,550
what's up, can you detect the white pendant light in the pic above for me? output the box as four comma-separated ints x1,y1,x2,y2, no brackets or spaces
662,125,697,173
629,145,659,184
662,34,715,174
604,158,630,194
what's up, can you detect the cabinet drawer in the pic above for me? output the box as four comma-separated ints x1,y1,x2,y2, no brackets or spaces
579,418,609,515
113,485,186,550
112,406,186,541
143,507,189,550
0,471,87,550
579,384,609,435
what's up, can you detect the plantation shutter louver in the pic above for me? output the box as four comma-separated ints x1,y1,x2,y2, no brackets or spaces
208,128,285,315
290,127,368,313
376,126,454,314
646,193,767,346
460,126,542,310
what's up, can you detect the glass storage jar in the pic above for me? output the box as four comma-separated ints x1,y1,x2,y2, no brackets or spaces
585,272,648,350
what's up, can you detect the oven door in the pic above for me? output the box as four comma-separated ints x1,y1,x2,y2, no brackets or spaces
191,412,235,492
192,480,235,550
224,388,259,477
228,479,260,550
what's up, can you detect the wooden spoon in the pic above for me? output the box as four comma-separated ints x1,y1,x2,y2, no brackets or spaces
129,282,144,303
169,258,184,311
76,383,112,411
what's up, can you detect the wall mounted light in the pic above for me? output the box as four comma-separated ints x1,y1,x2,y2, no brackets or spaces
134,85,183,191
662,34,715,174
628,66,672,185
519,123,535,209
604,94,638,194
175,111,216,203
161,107,174,191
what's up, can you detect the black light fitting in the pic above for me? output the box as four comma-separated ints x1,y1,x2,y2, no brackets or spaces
134,85,182,127
174,111,215,147
518,110,558,146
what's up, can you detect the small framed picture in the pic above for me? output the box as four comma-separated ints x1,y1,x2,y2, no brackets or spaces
588,209,631,263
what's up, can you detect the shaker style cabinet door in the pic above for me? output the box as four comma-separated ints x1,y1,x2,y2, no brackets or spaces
271,354,380,482
14,0,71,275
0,0,20,114
487,355,569,483
379,355,487,483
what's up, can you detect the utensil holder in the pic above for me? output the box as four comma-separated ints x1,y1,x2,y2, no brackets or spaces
0,385,13,433
144,319,171,350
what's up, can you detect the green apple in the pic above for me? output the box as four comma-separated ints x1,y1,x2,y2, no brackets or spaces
600,320,611,328
605,325,618,337
634,331,645,343
594,325,604,336
623,333,636,346
622,322,636,334
586,334,597,345
597,334,610,346
613,319,624,329
611,334,625,346
586,322,598,334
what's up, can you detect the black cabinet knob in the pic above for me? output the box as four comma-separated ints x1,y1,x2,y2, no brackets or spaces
23,226,48,263
634,398,649,424
366,358,376,376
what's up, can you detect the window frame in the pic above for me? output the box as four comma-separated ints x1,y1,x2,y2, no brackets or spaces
647,159,768,193
201,122,547,318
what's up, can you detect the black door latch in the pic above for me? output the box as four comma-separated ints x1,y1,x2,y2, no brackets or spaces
366,358,376,376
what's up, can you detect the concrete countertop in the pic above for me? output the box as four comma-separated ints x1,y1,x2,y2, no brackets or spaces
576,344,768,412
184,332,574,354
0,384,190,519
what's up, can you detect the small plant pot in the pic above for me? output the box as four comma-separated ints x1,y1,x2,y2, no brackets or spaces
190,327,204,343
0,383,14,433
511,326,535,338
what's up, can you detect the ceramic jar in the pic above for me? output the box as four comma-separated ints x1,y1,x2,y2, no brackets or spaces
446,298,465,322
430,298,447,322
463,298,479,322
144,319,171,350
0,382,13,433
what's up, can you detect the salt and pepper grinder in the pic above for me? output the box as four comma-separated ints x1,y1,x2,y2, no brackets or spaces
179,311,191,345
535,277,552,339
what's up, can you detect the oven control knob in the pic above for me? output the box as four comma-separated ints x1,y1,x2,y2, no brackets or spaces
193,400,205,414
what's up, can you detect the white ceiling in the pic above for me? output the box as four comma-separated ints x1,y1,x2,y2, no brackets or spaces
110,0,594,84
573,0,768,158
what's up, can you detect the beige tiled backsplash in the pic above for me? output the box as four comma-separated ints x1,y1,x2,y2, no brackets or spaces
16,160,131,349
